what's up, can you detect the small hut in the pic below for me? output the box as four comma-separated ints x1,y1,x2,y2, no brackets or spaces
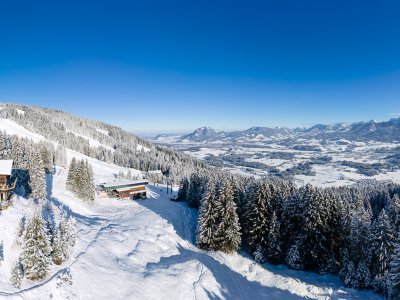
0,160,15,202
99,179,148,200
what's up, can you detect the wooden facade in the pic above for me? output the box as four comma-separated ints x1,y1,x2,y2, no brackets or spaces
100,179,148,200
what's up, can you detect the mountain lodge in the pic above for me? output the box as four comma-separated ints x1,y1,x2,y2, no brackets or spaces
99,179,148,199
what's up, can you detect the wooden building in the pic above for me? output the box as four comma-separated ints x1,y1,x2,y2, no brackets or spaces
0,160,15,202
99,179,148,199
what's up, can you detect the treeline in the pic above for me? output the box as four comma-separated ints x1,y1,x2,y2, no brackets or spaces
178,171,400,298
11,210,76,288
2,133,64,201
0,103,208,183
67,158,95,203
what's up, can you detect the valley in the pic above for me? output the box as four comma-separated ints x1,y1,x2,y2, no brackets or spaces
152,123,400,187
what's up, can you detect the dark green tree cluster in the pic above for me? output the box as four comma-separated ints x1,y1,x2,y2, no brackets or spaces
67,158,95,203
179,172,400,297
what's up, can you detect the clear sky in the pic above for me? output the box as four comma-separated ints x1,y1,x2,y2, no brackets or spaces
1,0,400,133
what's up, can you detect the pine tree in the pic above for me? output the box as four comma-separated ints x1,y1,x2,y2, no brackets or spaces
177,177,189,200
355,260,371,289
266,211,282,264
28,151,47,200
187,172,203,208
286,238,304,270
82,160,95,203
10,259,23,289
52,215,76,265
21,211,51,281
0,131,11,159
388,239,400,299
197,176,219,250
246,180,270,259
214,176,241,253
39,141,54,174
66,157,78,192
76,160,86,199
370,209,395,291
67,158,95,203
55,144,67,167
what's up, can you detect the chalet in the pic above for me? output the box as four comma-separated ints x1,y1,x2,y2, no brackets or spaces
0,160,16,202
99,179,148,200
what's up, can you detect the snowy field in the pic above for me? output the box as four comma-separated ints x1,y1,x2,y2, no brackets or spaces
0,157,383,299
159,139,400,188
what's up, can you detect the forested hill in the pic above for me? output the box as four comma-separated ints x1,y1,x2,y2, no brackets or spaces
0,103,207,182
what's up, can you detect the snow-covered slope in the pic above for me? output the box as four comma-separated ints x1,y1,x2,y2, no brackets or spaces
0,163,383,299
0,110,384,299
0,119,45,142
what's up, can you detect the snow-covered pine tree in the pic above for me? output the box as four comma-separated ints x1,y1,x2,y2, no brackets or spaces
197,175,219,251
21,211,51,281
55,144,67,167
391,194,400,228
28,150,47,200
75,160,86,199
214,175,241,253
39,141,54,174
388,238,400,299
355,260,372,289
0,131,12,159
246,180,271,262
370,209,395,292
301,185,326,271
266,211,282,264
66,157,78,192
281,188,304,258
83,160,95,203
177,177,189,200
52,214,76,265
286,238,304,270
10,259,23,289
186,172,203,208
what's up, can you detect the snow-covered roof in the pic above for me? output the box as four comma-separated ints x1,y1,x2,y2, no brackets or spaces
100,179,148,190
0,160,13,176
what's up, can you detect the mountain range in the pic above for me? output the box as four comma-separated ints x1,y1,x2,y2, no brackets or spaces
152,118,400,143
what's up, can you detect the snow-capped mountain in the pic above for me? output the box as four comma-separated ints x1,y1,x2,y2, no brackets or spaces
154,118,400,144
180,126,226,142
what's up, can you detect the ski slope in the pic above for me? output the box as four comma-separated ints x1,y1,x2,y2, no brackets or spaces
0,165,383,299
0,117,384,299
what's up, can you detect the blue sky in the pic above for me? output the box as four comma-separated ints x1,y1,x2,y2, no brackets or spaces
0,0,400,133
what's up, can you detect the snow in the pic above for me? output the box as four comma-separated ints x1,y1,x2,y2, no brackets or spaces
0,117,385,299
17,110,25,116
96,128,109,136
0,153,382,299
67,130,114,151
0,160,13,175
136,144,151,152
0,119,45,142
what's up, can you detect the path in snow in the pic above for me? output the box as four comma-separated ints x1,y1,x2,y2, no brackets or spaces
0,169,384,299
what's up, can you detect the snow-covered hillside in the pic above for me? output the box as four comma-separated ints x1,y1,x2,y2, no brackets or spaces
0,114,383,299
0,164,383,299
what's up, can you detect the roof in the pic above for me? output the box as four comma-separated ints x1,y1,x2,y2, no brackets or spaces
0,160,13,176
100,179,148,190
116,186,146,193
